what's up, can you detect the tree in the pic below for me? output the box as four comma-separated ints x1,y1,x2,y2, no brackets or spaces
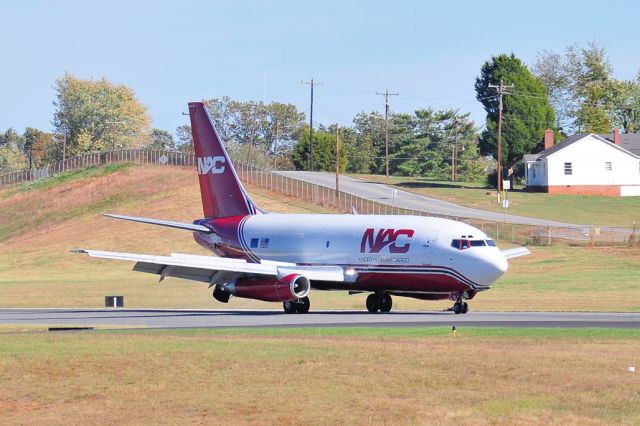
391,109,480,180
351,112,385,173
292,126,348,172
534,42,615,133
52,73,151,157
606,77,640,133
23,127,53,168
0,128,24,150
149,129,176,150
476,53,556,170
175,125,193,152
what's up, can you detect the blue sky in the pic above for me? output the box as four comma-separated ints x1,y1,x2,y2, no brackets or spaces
1,0,638,136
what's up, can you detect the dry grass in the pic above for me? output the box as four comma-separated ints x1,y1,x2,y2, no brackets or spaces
0,328,638,425
0,165,639,312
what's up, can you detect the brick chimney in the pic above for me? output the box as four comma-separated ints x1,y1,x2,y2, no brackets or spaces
613,128,620,145
544,129,554,150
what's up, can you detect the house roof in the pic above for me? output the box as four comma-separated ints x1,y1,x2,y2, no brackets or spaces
526,132,640,161
598,133,640,156
536,133,594,159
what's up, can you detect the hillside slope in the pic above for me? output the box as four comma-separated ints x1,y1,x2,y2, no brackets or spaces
0,164,638,311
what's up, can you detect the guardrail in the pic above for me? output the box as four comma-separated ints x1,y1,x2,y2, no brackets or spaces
1,149,636,246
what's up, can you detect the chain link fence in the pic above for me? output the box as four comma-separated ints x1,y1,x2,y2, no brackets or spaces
1,149,636,246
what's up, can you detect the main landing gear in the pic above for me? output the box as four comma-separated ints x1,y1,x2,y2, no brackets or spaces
366,293,392,313
283,296,310,314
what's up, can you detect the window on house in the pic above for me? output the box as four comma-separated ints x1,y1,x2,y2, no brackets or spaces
605,161,612,171
564,162,572,175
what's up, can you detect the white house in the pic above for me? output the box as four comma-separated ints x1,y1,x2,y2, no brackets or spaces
524,129,640,196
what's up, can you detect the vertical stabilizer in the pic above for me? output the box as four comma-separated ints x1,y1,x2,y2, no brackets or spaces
189,102,259,218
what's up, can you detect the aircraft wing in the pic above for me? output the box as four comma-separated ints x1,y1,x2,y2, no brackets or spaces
501,247,531,259
74,250,351,284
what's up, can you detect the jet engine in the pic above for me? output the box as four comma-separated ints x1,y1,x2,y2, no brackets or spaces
227,274,310,302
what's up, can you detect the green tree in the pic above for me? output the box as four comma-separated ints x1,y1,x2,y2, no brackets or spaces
351,112,385,173
149,129,176,150
606,77,640,133
292,126,348,172
0,144,25,173
476,53,556,171
391,109,479,180
534,42,616,133
52,73,151,157
175,125,193,152
0,128,24,150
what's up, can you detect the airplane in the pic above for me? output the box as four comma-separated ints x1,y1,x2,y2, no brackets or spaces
77,102,529,314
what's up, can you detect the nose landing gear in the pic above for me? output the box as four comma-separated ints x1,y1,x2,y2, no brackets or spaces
452,300,469,314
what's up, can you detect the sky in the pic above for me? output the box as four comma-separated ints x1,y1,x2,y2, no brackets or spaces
1,0,638,136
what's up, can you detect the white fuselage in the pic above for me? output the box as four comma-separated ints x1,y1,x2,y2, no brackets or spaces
199,214,508,294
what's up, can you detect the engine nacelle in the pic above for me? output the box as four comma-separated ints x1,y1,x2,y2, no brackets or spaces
228,274,310,302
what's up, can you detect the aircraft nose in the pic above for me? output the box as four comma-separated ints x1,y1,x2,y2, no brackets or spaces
474,252,508,287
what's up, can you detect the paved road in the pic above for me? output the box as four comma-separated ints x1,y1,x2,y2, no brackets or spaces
1,309,639,329
277,171,589,229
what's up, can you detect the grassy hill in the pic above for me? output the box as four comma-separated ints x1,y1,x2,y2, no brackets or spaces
0,164,638,311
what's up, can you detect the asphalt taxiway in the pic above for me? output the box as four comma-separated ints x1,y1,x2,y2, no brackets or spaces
0,309,639,329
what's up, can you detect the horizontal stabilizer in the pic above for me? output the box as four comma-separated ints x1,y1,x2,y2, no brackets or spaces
501,247,531,259
103,213,212,233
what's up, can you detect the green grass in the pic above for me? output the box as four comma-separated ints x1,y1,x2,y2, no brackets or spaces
18,162,132,192
353,174,640,226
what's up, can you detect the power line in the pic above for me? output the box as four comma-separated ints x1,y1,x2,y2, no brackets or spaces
302,78,323,171
376,89,399,177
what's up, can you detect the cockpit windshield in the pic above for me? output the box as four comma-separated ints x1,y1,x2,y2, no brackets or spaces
451,239,495,250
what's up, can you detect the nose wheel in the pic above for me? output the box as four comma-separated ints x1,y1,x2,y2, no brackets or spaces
452,301,469,314
366,293,392,313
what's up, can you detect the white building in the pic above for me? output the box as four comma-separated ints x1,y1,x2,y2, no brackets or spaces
524,129,640,196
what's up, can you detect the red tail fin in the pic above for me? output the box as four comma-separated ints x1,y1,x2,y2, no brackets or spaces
189,102,260,218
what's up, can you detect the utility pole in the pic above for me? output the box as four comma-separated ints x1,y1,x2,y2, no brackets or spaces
376,89,399,177
335,123,340,195
303,78,322,171
273,121,279,170
488,79,513,199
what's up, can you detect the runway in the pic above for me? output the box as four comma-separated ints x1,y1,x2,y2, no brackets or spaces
0,309,639,329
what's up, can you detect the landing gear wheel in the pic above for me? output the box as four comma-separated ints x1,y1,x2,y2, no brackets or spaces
379,294,393,313
366,294,379,313
295,297,310,314
452,301,469,315
283,301,297,314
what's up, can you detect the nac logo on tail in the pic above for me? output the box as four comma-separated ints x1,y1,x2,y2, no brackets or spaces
360,228,414,254
197,156,226,175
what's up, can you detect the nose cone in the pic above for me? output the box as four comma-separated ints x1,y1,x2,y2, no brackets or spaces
473,252,508,287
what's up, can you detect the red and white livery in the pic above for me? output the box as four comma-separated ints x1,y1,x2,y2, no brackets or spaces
78,102,528,314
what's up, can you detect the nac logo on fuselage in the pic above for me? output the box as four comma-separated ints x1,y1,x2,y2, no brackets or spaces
360,228,414,254
197,156,226,175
